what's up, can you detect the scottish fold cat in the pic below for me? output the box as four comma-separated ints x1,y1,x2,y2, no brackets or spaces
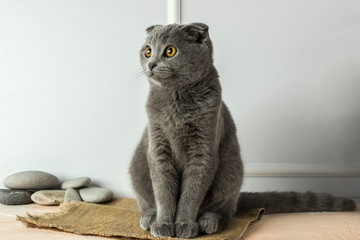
129,23,356,238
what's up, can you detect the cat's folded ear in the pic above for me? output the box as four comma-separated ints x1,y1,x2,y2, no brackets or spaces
146,25,162,34
181,23,209,43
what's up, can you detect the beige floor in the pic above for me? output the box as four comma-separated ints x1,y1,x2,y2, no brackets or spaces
1,202,359,240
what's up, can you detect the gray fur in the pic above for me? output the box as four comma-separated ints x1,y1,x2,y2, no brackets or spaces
237,191,356,214
129,23,356,238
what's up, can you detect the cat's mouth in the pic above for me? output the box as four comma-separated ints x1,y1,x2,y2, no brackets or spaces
145,67,177,87
147,67,175,82
152,67,173,79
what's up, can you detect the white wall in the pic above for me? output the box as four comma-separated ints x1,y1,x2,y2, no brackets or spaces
1,0,359,198
0,0,164,197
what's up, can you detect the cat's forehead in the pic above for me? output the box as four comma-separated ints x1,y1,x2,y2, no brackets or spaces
146,25,183,45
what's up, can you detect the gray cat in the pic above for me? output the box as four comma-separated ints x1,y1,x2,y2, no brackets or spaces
129,23,356,238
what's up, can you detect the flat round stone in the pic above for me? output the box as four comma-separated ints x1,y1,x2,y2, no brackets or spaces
61,177,91,189
79,187,113,203
4,171,60,190
0,189,33,205
64,188,82,202
31,190,65,205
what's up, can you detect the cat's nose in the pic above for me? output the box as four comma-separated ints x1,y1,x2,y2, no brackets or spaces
148,62,157,71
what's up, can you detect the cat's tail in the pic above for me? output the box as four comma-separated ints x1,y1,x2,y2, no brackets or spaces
236,191,357,214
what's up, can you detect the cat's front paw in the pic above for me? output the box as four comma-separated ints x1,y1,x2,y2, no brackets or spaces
140,209,156,231
150,221,175,237
175,221,199,238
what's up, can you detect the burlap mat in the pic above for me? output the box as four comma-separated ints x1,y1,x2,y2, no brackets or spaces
17,198,264,240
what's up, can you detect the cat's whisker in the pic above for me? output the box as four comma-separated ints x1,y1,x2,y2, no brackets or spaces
130,69,147,90
135,69,146,78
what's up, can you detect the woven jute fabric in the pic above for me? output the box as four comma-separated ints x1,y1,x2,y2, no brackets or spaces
17,198,264,240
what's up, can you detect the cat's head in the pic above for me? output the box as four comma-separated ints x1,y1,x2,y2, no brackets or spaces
140,23,214,89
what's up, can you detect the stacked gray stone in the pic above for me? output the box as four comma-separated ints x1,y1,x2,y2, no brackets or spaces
1,171,113,205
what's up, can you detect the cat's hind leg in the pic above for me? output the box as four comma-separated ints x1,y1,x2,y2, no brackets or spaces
129,128,158,231
140,208,156,231
198,193,239,235
198,212,222,234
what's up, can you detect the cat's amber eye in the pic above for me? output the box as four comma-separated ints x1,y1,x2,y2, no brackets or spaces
165,46,177,58
145,46,152,58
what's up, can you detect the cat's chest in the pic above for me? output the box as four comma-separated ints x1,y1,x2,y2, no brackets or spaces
151,104,192,132
148,97,204,128
146,88,220,138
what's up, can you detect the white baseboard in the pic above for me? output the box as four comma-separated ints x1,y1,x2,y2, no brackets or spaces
244,164,360,177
